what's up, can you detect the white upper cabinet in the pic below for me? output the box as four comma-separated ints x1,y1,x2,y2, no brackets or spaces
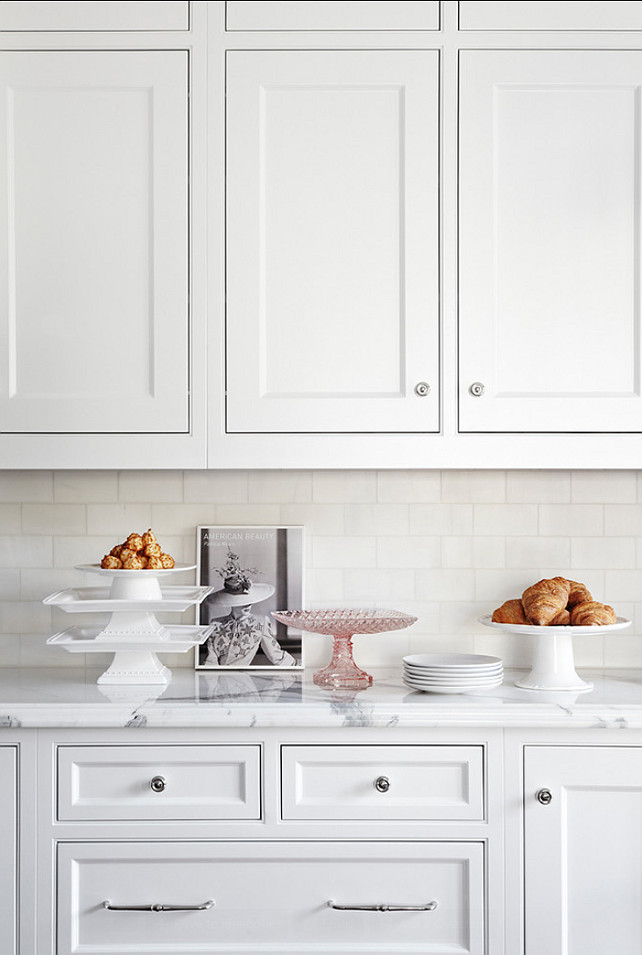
226,1,440,31
459,1,642,32
225,50,439,434
459,51,642,433
0,51,189,434
0,1,190,32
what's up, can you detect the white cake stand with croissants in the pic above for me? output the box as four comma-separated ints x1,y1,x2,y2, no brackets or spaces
479,613,631,691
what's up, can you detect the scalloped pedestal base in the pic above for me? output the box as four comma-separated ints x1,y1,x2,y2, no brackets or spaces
97,651,172,686
312,634,373,690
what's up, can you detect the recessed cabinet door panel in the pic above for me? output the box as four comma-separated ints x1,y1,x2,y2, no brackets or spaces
0,2,189,31
0,747,17,955
459,1,642,31
525,745,642,955
57,841,484,954
459,51,642,432
226,51,439,434
0,52,188,433
226,1,440,31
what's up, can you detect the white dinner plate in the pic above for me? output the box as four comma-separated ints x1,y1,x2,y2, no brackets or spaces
403,678,503,695
404,652,503,668
403,673,503,686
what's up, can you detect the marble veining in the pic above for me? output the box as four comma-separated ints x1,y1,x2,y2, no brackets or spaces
2,666,642,728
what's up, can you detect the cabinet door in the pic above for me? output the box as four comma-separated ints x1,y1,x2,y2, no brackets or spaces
524,745,642,955
459,2,642,31
0,51,188,433
226,50,439,434
0,747,17,955
459,51,642,433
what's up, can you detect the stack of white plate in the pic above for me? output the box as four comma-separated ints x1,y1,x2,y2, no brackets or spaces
402,653,504,694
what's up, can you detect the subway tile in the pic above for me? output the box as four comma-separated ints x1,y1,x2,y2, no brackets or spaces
279,504,344,536
0,634,20,666
474,568,542,602
312,470,377,503
506,471,571,503
118,471,183,502
378,536,440,569
441,537,473,568
0,600,51,634
570,537,634,570
0,472,53,502
312,536,377,569
19,634,86,668
0,505,20,535
21,568,77,601
343,569,416,603
150,504,217,538
572,470,637,503
345,504,409,537
22,504,86,536
441,470,506,503
377,470,441,503
213,504,281,526
604,569,642,602
303,568,344,602
0,536,52,569
416,568,476,601
473,504,538,536
605,505,642,537
184,470,249,504
86,504,153,537
472,537,506,568
248,471,312,503
54,471,118,503
539,504,603,537
505,536,570,570
409,503,473,536
0,570,20,601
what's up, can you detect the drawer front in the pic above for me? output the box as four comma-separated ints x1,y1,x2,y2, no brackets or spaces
0,1,189,31
226,1,440,32
57,841,485,954
459,1,642,31
57,745,261,821
281,745,484,820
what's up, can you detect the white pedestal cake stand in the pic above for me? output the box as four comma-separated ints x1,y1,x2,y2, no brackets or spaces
479,613,632,692
45,564,214,685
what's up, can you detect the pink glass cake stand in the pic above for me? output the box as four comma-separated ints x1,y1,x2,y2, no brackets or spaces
272,609,417,689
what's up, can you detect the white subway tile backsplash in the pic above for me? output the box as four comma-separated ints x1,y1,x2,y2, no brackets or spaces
0,469,639,670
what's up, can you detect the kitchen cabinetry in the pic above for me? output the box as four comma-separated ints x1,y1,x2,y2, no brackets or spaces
0,745,18,955
524,744,642,955
225,49,439,435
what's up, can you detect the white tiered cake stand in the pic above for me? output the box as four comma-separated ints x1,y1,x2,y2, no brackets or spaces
45,564,214,685
479,613,631,691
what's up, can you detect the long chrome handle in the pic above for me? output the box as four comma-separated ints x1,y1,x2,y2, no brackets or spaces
328,900,437,912
102,900,214,912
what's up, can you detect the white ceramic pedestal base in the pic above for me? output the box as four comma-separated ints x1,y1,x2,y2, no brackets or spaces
515,630,593,692
97,651,172,685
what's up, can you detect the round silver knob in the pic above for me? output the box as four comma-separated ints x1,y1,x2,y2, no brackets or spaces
469,382,485,397
414,382,431,397
536,788,552,805
150,775,166,793
374,775,390,793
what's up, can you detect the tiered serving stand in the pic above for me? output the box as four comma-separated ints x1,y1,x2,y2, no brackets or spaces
44,564,214,685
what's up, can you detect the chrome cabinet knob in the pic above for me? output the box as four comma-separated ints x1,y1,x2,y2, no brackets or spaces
150,775,166,793
469,382,485,397
414,382,431,397
536,788,552,805
374,775,390,793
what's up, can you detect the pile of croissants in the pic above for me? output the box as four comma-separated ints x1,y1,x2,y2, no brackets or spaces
492,577,616,627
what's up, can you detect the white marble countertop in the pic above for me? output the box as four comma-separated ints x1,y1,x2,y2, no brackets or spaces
2,666,642,728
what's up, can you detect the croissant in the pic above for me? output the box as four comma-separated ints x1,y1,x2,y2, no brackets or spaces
566,580,593,609
549,608,571,626
522,577,571,626
571,601,617,626
492,599,528,625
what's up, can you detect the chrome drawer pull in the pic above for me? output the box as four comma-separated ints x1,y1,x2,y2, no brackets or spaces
327,900,437,913
102,900,214,913
150,775,166,793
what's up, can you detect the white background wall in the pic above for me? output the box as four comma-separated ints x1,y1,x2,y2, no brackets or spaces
0,469,640,671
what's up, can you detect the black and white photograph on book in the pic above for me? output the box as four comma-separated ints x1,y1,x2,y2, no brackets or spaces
195,525,304,670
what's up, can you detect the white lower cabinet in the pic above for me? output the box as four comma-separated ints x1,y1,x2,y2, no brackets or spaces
524,745,642,955
57,841,484,954
0,745,17,955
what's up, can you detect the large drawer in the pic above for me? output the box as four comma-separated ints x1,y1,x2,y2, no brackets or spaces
281,744,484,820
57,841,485,954
57,745,261,821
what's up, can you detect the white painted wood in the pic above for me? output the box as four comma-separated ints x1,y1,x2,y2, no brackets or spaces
0,51,189,434
226,1,440,32
281,744,484,819
57,744,261,820
0,747,17,955
459,1,642,32
459,50,642,433
524,745,642,955
225,50,439,434
57,840,484,953
0,1,189,32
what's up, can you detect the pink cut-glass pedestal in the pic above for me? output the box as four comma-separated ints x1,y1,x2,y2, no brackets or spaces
272,609,417,690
